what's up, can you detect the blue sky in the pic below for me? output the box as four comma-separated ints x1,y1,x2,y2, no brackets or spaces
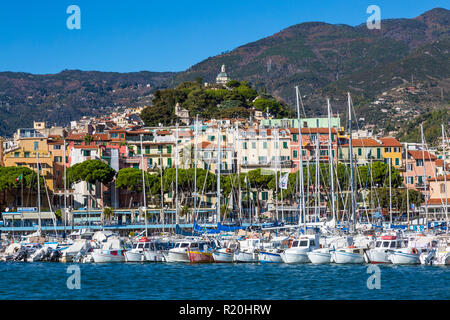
0,1,448,74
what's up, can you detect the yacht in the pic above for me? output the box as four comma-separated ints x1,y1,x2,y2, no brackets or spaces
331,246,366,264
125,236,150,262
187,240,215,263
233,238,261,263
212,240,238,263
92,237,126,263
165,239,195,263
280,234,319,264
366,234,406,264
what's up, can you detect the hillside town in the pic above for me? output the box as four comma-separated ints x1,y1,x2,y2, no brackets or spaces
0,83,448,234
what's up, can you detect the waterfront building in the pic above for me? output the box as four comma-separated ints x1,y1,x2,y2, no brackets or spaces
379,137,402,168
403,150,438,192
338,138,383,166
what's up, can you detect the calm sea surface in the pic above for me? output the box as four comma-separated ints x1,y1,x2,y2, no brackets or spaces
0,262,448,300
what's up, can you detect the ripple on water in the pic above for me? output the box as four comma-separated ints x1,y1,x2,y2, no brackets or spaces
0,262,448,300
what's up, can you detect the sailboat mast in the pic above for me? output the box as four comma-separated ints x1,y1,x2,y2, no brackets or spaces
175,123,179,225
216,125,221,224
405,143,410,227
295,86,306,231
236,123,242,221
194,115,199,219
389,157,392,224
420,124,428,231
35,141,42,233
348,92,356,233
140,134,148,237
442,124,448,232
327,99,336,222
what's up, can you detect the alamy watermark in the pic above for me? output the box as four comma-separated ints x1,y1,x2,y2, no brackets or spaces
366,5,381,30
366,265,381,290
66,5,81,30
66,265,81,290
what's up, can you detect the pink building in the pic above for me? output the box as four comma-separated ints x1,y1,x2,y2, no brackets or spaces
289,128,338,173
403,150,437,191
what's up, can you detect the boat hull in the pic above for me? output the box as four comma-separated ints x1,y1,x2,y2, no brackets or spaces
212,251,233,263
259,251,283,263
332,251,365,264
306,251,331,264
388,251,420,265
124,251,144,262
366,249,392,264
188,251,214,263
143,250,164,262
280,251,310,264
92,250,125,263
166,250,189,263
233,251,259,263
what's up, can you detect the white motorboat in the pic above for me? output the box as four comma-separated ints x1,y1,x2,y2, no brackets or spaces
331,246,366,264
259,236,290,263
212,241,238,263
125,237,150,262
60,240,92,263
165,240,194,263
280,235,320,264
92,238,126,263
307,247,332,264
233,238,261,263
366,234,406,264
388,247,420,265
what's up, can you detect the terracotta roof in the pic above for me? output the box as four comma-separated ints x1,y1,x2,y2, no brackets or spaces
426,198,450,205
289,128,338,134
379,137,402,147
428,174,450,182
408,150,437,160
93,134,110,141
342,138,381,147
74,145,100,149
156,130,171,135
66,133,87,140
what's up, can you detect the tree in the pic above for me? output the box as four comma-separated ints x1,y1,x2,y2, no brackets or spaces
0,166,45,208
246,169,273,220
66,159,116,209
115,168,157,208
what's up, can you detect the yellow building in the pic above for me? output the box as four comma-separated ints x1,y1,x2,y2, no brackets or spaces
379,137,402,168
3,125,65,192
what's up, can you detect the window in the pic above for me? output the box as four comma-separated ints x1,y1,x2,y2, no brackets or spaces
167,145,172,154
145,146,150,154
283,141,288,149
243,142,247,149
377,148,381,159
258,156,267,164
53,145,61,150
158,145,162,153
408,177,413,184
293,150,298,159
133,163,139,169
208,135,215,141
147,158,153,166
252,142,256,149
274,142,279,149
407,163,412,171
418,176,423,184
120,134,124,139
83,150,91,157
384,147,390,153
395,158,399,166
54,156,62,162
394,147,400,152
24,152,30,158
167,158,172,168
110,133,118,138
263,142,267,149
358,148,362,156
441,183,446,194
416,159,424,167
293,134,298,142
14,152,20,157
222,135,226,141
262,192,268,200
137,146,141,155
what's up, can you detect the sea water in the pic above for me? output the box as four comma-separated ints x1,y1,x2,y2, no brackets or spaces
0,262,448,300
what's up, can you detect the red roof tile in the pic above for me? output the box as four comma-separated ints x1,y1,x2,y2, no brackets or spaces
379,137,402,147
408,150,437,160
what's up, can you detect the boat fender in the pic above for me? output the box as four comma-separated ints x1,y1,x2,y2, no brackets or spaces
411,248,418,255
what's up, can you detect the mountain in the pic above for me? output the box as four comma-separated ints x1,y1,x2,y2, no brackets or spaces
174,8,449,112
0,70,174,137
0,8,448,137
